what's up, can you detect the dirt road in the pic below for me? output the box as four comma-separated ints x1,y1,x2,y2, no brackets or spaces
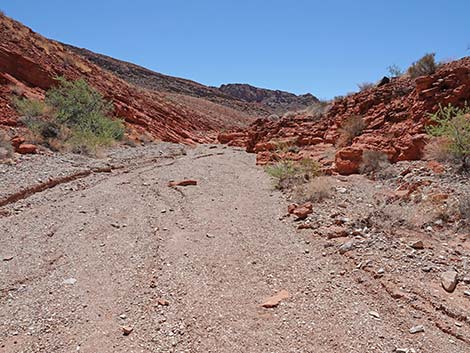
1,145,467,352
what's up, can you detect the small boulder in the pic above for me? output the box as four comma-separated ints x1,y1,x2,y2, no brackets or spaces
291,202,313,220
16,143,37,154
410,240,424,250
441,271,458,293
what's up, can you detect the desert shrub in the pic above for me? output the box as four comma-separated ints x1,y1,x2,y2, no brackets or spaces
336,115,366,147
426,103,470,170
408,53,437,78
387,64,404,78
424,137,454,162
13,77,124,155
360,150,390,174
304,101,329,118
293,176,334,203
0,131,13,161
13,97,48,118
357,82,375,91
265,158,321,190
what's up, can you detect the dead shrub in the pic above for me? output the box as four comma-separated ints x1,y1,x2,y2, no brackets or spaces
0,131,13,161
357,82,375,91
459,194,470,224
424,137,455,162
336,115,366,147
360,150,390,174
293,176,334,203
408,53,437,78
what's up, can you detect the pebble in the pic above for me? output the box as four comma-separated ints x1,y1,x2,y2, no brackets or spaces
410,240,424,250
339,241,354,254
122,326,133,335
63,278,77,285
409,325,425,334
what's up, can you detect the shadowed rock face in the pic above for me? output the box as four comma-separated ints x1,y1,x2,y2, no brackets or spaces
219,83,319,114
218,57,470,174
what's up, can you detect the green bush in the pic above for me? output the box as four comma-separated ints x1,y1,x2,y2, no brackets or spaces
426,103,470,170
13,77,124,155
265,158,321,190
408,53,437,78
13,97,48,119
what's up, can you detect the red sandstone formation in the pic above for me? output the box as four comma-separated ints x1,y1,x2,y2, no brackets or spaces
219,57,470,174
0,14,252,144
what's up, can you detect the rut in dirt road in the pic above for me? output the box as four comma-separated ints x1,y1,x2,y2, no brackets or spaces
0,145,467,353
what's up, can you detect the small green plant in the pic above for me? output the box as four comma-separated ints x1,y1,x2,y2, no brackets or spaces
13,97,48,119
426,103,470,170
408,53,437,78
387,64,404,78
265,158,321,190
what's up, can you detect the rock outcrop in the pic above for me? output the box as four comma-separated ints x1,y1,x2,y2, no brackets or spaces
0,14,254,143
219,83,319,115
219,57,470,174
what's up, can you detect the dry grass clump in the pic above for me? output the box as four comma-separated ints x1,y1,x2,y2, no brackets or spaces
0,131,13,161
424,137,454,162
459,194,470,225
360,150,390,174
293,176,334,203
357,82,375,91
408,53,437,78
336,115,366,147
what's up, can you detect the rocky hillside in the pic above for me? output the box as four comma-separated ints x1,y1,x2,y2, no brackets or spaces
65,45,318,115
219,83,319,114
64,44,271,116
0,14,256,144
218,57,470,174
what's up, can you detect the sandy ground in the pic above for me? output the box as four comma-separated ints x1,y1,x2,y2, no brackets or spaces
1,144,469,352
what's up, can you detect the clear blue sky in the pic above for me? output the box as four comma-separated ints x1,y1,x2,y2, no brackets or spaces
3,0,469,99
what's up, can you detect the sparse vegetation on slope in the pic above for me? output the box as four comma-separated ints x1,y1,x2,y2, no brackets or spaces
426,103,470,171
408,53,438,78
14,77,124,155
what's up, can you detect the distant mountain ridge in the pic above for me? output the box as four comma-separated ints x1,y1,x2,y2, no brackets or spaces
219,83,319,114
65,44,318,115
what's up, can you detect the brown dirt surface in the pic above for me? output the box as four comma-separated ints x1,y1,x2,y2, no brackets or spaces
1,144,469,352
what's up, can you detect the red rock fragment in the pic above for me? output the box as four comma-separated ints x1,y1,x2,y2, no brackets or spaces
261,289,289,308
16,143,37,154
168,179,198,187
